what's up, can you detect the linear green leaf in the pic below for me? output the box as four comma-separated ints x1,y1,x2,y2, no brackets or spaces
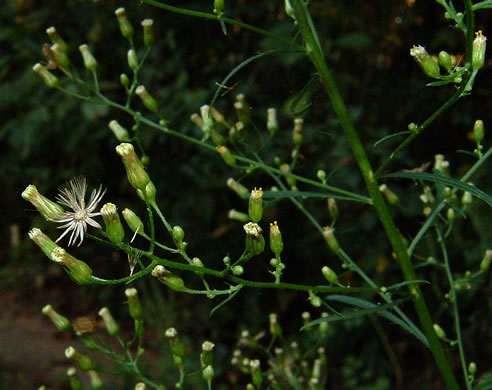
383,172,492,207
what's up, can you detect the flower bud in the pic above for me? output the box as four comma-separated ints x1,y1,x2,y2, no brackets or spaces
248,187,263,223
135,383,146,390
115,7,134,41
472,31,486,71
200,105,214,135
433,323,446,340
202,365,214,383
125,288,144,320
292,117,303,146
120,73,130,88
127,49,138,70
227,178,249,198
438,51,452,70
480,249,492,272
319,312,329,336
135,85,158,113
88,371,103,390
165,327,186,362
122,208,145,236
50,43,70,69
308,291,322,307
250,359,262,388
321,266,338,284
379,184,399,205
410,45,440,78
214,0,224,13
78,44,97,71
316,169,326,182
65,346,95,371
42,304,71,332
172,225,185,241
280,163,296,187
326,198,338,222
28,228,58,259
269,221,283,257
201,341,215,366
136,181,157,205
141,19,154,47
108,120,130,142
46,26,68,53
152,265,186,291
98,307,120,336
51,247,93,285
468,362,477,376
462,190,473,209
244,222,265,255
22,185,65,220
234,94,251,124
216,145,236,167
32,63,59,88
100,203,125,244
232,265,244,275
269,313,282,337
67,367,82,390
116,143,151,192
473,119,484,145
267,108,278,135
446,207,455,223
323,226,339,252
228,209,250,222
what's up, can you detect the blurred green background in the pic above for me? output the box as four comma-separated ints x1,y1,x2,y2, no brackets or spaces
1,0,491,388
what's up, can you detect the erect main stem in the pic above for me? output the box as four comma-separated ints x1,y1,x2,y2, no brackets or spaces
290,1,460,388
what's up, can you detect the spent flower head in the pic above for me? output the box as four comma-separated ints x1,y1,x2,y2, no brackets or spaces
54,176,106,247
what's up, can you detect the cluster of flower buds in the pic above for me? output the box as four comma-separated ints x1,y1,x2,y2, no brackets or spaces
234,94,251,124
292,117,304,147
434,154,450,174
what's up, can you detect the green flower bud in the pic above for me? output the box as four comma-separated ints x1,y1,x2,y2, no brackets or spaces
228,209,250,222
292,118,303,146
152,265,186,291
327,198,338,221
67,367,82,390
116,143,151,192
165,328,186,359
248,187,263,223
51,247,93,285
317,169,326,182
50,43,70,70
234,94,251,124
232,265,244,275
46,26,68,53
468,362,477,376
201,341,215,366
227,178,249,198
172,225,185,241
28,228,58,259
473,120,484,145
136,181,157,205
269,221,283,257
109,120,130,142
22,185,65,221
202,365,214,382
472,31,486,70
65,346,95,371
433,323,446,340
120,73,130,88
100,203,125,244
115,8,134,41
244,222,265,255
98,307,120,336
250,359,262,388
323,226,339,252
135,85,158,113
319,312,329,336
446,207,456,223
410,45,440,78
379,184,399,205
135,383,146,390
200,105,214,135
438,51,452,70
462,189,473,209
78,44,97,71
321,266,338,284
266,108,278,135
88,370,103,390
127,49,138,70
32,63,59,88
42,304,72,332
216,145,236,167
408,122,418,131
141,19,154,47
214,0,224,13
480,249,492,272
269,313,282,337
122,208,145,236
308,291,322,307
125,288,144,320
280,163,296,187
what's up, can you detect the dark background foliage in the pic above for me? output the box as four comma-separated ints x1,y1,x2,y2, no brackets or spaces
1,0,491,388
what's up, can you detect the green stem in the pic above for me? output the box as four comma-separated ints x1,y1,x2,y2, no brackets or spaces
290,1,459,388
436,228,471,390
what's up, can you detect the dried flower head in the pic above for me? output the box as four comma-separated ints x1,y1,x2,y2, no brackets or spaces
54,176,106,246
